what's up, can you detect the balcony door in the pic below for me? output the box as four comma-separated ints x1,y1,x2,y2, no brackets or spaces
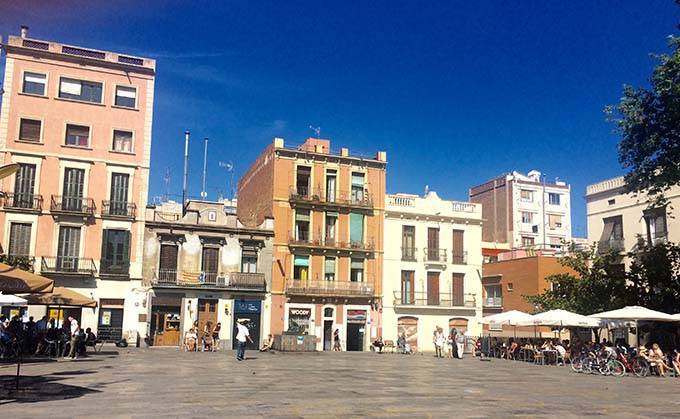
401,270,414,304
159,244,179,282
57,225,81,272
14,163,36,208
452,273,465,306
101,229,130,274
427,228,439,261
110,173,129,215
8,223,31,258
402,226,415,260
201,247,219,283
325,169,336,202
452,230,464,263
427,272,439,305
63,168,85,211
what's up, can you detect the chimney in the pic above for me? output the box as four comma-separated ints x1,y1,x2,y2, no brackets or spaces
20,25,29,39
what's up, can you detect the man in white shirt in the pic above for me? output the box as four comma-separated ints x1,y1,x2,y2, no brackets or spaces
67,316,80,359
235,319,253,361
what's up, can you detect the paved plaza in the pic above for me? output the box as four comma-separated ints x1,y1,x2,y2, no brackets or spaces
1,347,679,418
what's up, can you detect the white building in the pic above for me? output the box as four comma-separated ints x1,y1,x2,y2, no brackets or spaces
382,191,483,352
470,170,572,250
586,176,679,264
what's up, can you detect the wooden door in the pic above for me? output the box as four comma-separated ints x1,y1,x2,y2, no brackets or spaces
427,228,439,260
401,270,415,304
427,272,440,305
197,299,218,338
452,273,465,306
63,168,85,211
452,230,464,263
201,247,219,283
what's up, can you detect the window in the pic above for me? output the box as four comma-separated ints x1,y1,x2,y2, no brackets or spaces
201,246,219,283
19,118,41,142
109,173,129,215
62,168,85,211
8,223,31,257
112,130,133,152
57,225,81,272
548,193,561,205
295,166,311,196
13,163,37,208
293,255,309,280
521,236,535,247
507,282,513,292
427,227,440,261
325,169,336,202
645,208,668,245
58,77,102,103
452,272,465,306
114,85,137,108
325,212,337,244
158,243,179,281
241,243,258,273
484,285,502,307
295,209,310,242
548,214,563,229
324,256,335,281
427,271,440,305
599,215,623,252
351,172,365,204
101,229,131,274
549,236,563,249
350,258,364,282
65,124,90,147
608,199,616,206
520,189,534,202
452,230,465,264
401,270,414,304
349,212,364,245
22,72,46,96
401,225,415,261
521,211,533,224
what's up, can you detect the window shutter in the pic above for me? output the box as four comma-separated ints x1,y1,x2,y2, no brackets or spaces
20,119,41,141
122,230,131,263
293,255,309,267
60,79,82,95
9,223,31,257
350,213,364,243
452,273,465,306
452,230,464,257
101,229,109,262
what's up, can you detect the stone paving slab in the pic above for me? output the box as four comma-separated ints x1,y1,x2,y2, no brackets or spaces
1,347,680,418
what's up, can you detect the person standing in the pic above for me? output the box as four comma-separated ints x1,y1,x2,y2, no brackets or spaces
455,329,466,359
433,327,444,358
67,316,80,359
235,319,253,361
212,322,221,351
333,328,342,351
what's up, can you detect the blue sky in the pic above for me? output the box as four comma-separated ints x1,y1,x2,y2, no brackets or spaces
1,1,678,236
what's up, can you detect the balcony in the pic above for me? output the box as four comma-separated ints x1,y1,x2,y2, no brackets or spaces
102,200,137,220
288,232,375,252
50,195,95,217
451,251,468,265
151,269,266,291
2,192,43,212
40,256,97,276
289,187,373,210
424,248,447,263
483,296,503,308
401,247,417,262
286,279,374,297
393,291,477,309
597,238,625,253
99,259,130,277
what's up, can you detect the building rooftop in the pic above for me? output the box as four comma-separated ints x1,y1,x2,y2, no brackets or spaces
2,26,155,73
275,137,387,163
386,191,482,219
585,176,625,196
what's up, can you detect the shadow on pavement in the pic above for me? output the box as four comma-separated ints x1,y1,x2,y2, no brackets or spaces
0,374,102,404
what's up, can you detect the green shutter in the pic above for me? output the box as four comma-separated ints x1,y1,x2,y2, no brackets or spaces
294,255,309,267
350,213,364,243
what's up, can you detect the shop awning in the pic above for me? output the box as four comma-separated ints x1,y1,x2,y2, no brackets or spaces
0,262,54,294
24,286,97,308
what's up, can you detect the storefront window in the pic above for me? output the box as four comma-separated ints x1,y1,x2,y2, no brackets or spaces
288,307,311,334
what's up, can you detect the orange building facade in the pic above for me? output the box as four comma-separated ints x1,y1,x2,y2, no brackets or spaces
238,137,386,351
0,28,155,341
481,252,576,336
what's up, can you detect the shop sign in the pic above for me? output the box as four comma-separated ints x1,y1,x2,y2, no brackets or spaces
347,310,367,324
289,308,311,317
234,299,261,314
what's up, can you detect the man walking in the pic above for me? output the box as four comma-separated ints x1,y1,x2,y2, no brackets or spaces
235,318,253,361
67,316,80,359
455,329,466,359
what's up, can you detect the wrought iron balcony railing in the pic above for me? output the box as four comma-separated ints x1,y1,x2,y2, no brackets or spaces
597,238,625,253
100,259,130,276
289,187,373,208
286,279,374,297
102,200,137,219
483,296,503,308
288,232,375,252
151,270,266,291
424,248,447,263
401,247,417,261
3,192,43,211
40,256,97,276
50,195,95,216
451,251,468,265
393,291,476,308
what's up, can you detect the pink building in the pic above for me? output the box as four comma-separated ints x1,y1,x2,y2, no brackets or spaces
0,26,155,342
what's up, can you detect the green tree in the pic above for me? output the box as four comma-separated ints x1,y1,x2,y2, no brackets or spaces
606,32,680,206
626,240,680,313
524,244,628,315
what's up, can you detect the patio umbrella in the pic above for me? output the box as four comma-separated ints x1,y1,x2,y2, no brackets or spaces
0,292,28,306
590,306,677,348
23,286,97,308
519,309,602,328
0,262,54,294
480,310,535,339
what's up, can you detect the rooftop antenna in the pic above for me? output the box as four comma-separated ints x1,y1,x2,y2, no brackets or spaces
219,161,235,201
182,130,190,215
201,137,208,200
309,125,321,138
163,167,171,202
424,184,429,196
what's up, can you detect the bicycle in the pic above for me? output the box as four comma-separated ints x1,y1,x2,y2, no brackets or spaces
618,351,649,377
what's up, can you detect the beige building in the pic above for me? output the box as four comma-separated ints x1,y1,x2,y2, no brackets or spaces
142,200,273,349
586,176,679,263
0,27,155,342
382,191,483,351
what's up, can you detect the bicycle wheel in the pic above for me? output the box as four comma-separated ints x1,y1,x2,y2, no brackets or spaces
632,358,650,377
582,358,593,374
571,356,583,373
608,360,626,377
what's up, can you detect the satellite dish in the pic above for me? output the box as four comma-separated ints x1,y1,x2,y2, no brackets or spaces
0,163,20,180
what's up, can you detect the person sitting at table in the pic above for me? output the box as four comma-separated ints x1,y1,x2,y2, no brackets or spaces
372,336,385,353
672,349,680,376
508,339,518,360
184,327,198,352
554,340,567,365
648,343,670,377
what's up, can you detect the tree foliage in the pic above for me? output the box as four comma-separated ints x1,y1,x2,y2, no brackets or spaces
606,34,680,205
626,240,680,313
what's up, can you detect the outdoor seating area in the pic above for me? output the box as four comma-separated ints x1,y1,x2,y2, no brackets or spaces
478,306,680,378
